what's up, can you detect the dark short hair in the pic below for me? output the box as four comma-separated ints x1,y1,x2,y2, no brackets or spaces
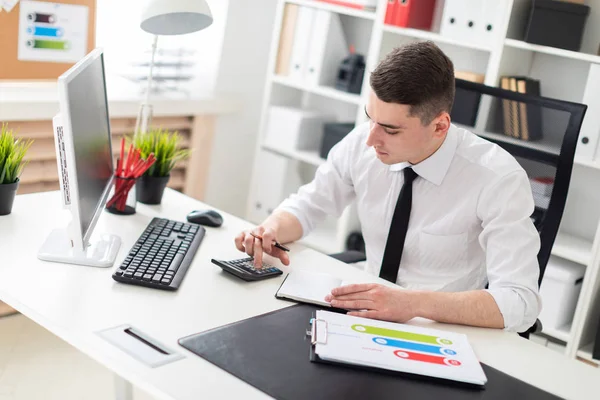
370,41,455,125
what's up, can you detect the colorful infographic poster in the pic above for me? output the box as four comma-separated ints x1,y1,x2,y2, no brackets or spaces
18,1,88,63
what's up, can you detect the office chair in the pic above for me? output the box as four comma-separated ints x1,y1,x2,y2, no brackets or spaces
330,78,588,339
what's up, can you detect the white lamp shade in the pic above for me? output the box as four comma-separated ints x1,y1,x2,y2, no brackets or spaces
141,0,213,35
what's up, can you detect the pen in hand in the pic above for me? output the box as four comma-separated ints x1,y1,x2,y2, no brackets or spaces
249,232,290,252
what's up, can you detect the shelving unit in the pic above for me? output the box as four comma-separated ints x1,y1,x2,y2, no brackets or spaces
248,0,600,365
504,38,600,65
576,343,600,366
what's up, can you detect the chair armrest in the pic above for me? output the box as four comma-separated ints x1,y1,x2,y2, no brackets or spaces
328,250,367,264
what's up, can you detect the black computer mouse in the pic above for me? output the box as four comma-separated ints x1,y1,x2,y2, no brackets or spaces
186,209,223,227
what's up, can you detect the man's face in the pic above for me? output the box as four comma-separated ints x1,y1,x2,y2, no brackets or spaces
365,91,445,165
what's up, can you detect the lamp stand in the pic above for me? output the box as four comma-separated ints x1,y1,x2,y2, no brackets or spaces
134,35,158,136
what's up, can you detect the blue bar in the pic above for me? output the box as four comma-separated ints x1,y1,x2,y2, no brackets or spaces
372,337,457,356
26,26,63,37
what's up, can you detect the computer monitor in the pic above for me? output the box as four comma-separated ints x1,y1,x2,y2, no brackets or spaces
37,48,121,268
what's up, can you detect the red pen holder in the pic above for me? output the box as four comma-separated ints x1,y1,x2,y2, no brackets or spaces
106,176,137,215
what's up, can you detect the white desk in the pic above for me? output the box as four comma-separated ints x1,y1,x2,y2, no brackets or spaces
1,190,599,400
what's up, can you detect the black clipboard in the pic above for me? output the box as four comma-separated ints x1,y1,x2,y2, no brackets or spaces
178,304,561,400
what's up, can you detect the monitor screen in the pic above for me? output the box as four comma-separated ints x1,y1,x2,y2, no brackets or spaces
64,53,113,238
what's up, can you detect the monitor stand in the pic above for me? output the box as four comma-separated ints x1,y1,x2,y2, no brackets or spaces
37,228,121,268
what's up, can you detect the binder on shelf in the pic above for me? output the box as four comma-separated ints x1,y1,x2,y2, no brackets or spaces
263,106,334,152
289,6,316,81
499,75,543,142
440,0,506,49
515,77,543,142
305,10,348,86
275,4,300,76
575,63,600,163
391,0,436,30
384,0,397,25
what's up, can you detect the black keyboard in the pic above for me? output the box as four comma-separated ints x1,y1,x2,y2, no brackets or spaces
112,217,205,291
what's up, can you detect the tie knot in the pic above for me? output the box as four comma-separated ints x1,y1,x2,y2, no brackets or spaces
403,167,418,183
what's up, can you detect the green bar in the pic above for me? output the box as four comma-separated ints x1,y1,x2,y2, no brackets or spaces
31,39,69,50
351,324,453,345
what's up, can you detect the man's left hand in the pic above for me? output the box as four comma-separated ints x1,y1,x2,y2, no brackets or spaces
324,283,417,323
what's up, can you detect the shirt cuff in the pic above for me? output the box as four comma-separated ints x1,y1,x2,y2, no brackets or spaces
485,287,541,333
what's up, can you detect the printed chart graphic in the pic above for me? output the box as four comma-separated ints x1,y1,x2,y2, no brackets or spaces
18,0,88,63
314,311,487,385
352,323,461,367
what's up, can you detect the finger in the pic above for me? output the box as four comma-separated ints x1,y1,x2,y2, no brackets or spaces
243,234,255,257
269,247,290,266
330,292,374,302
254,238,263,268
251,226,265,236
262,228,277,251
331,283,376,297
330,299,374,310
348,310,381,319
234,232,246,252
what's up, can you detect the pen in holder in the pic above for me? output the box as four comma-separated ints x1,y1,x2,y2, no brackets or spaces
105,138,157,216
106,175,138,215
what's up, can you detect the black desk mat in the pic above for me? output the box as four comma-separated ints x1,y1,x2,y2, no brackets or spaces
179,304,562,400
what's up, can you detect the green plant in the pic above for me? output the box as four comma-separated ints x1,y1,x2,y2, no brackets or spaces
0,123,33,185
131,127,190,177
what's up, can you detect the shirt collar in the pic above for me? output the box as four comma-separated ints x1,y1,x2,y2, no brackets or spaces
388,124,458,186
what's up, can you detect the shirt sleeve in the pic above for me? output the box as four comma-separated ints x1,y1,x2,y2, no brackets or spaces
275,128,359,238
477,169,543,332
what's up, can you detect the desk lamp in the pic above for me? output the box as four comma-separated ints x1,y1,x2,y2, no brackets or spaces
135,0,213,135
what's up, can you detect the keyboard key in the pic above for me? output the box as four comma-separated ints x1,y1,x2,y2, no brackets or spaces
168,253,184,272
143,274,153,281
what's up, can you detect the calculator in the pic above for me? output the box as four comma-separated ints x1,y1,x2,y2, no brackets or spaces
211,257,283,281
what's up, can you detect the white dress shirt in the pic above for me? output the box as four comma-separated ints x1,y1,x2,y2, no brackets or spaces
277,123,542,332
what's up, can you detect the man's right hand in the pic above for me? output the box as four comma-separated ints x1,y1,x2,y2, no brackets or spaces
234,226,290,268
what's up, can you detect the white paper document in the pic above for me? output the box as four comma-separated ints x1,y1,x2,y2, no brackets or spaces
276,270,352,307
313,310,488,386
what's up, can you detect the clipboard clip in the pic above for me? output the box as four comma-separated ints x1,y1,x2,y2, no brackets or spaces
306,318,328,345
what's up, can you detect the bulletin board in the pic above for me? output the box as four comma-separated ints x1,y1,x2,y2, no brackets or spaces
0,0,96,80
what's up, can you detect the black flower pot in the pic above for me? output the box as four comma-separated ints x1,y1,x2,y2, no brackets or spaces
0,179,19,216
136,174,170,205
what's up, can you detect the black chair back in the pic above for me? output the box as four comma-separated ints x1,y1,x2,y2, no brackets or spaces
453,78,587,285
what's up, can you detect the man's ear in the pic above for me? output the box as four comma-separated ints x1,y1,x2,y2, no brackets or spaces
432,112,451,138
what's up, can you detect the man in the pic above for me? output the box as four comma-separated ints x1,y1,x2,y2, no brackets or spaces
235,41,541,333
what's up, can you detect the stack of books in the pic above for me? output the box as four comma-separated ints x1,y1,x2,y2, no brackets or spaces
499,76,543,142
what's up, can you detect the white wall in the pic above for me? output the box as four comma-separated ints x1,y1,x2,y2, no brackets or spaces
96,0,228,97
204,0,278,216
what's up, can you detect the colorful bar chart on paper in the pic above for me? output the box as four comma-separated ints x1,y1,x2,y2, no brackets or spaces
352,324,453,345
27,26,64,37
26,39,70,50
372,337,457,356
394,349,462,367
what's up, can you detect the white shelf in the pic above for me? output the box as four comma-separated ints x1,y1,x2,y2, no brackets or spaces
383,25,492,52
272,75,363,105
552,232,593,266
262,143,326,167
504,39,600,65
542,324,572,343
574,156,600,170
285,0,376,20
576,342,600,366
458,124,560,157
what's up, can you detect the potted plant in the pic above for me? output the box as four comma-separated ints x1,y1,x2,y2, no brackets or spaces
0,123,33,216
132,127,189,204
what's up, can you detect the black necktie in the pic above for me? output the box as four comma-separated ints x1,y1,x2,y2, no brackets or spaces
379,167,418,283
